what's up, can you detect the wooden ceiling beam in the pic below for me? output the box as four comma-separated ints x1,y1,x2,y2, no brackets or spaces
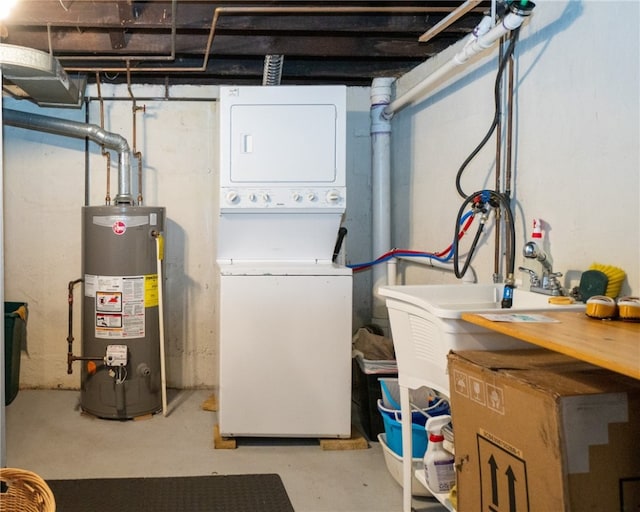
7,2,485,33
108,2,133,50
5,32,458,59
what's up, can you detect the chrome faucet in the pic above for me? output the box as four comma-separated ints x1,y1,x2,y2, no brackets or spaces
519,241,564,296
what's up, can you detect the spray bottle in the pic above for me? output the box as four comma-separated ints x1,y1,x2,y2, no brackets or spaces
424,414,456,493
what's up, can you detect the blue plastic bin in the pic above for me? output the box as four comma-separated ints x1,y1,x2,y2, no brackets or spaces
377,397,449,458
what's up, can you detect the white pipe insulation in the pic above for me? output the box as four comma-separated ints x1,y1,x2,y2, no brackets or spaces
2,108,134,204
384,2,535,117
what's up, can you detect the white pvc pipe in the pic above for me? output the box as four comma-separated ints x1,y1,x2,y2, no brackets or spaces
386,259,397,286
395,255,477,284
385,8,531,117
370,77,395,322
155,234,168,416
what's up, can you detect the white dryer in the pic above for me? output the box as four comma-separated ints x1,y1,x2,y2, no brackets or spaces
217,86,352,437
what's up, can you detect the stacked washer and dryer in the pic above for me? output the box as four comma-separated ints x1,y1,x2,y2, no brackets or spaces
217,86,352,438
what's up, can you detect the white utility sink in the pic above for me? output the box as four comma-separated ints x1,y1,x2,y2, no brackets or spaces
378,283,584,397
379,283,584,319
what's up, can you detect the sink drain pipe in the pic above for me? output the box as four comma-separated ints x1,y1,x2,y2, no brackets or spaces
370,78,395,326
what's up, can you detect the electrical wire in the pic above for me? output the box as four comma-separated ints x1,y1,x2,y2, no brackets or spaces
115,366,128,384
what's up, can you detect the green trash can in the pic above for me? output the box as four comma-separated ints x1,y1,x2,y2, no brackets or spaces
5,302,27,406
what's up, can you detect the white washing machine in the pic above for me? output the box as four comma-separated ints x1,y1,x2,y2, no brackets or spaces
218,262,352,437
217,85,352,437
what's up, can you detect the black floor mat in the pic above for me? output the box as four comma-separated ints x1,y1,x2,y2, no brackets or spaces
47,474,295,512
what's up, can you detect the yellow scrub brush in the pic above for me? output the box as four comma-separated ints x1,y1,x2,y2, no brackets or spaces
589,263,626,298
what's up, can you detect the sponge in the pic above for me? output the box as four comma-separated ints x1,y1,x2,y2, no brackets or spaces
585,296,617,319
589,263,626,298
618,296,640,322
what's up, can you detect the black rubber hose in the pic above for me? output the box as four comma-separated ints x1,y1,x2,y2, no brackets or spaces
453,191,515,281
455,28,520,199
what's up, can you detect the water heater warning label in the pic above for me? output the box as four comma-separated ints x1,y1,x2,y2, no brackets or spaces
145,274,159,308
86,274,147,339
96,292,122,312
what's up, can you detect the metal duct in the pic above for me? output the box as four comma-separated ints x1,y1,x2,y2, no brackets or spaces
262,55,284,86
0,44,85,108
3,108,134,204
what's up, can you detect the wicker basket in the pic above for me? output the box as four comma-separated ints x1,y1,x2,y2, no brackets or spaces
0,468,56,512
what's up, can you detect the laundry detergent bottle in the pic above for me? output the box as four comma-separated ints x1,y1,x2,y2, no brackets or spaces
424,414,456,493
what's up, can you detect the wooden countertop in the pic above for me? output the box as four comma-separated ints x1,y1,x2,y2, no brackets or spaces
461,310,640,380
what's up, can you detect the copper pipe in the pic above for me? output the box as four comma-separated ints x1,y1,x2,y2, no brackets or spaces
95,72,112,205
505,41,515,196
494,38,504,279
127,64,145,205
63,5,486,75
66,278,83,374
501,36,517,282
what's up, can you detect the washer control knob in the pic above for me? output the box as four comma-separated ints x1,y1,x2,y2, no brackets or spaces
225,191,239,204
326,190,341,204
292,192,302,202
248,193,257,202
307,192,317,202
260,193,270,203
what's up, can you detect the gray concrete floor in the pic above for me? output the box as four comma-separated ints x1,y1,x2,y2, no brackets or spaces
5,389,447,512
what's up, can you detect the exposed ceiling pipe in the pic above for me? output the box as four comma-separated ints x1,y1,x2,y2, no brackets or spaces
2,108,134,205
126,64,146,205
384,1,535,118
61,5,486,76
94,73,112,205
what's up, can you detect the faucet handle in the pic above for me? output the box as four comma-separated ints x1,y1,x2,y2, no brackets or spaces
518,266,541,287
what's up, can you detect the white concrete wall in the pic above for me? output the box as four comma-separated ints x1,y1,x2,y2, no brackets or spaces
3,85,373,389
5,0,638,391
389,1,639,295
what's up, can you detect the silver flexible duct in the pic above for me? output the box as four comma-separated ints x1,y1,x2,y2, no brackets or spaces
262,55,284,86
3,108,133,204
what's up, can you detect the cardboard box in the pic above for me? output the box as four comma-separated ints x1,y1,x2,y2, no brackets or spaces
448,349,640,512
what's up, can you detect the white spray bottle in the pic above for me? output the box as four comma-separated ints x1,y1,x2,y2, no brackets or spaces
424,414,455,493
